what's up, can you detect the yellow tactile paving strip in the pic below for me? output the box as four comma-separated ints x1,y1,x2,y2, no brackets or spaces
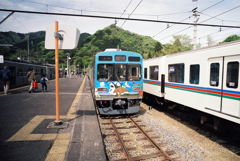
66,76,86,120
7,76,87,161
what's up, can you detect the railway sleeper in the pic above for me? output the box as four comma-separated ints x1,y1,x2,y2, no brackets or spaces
114,152,179,161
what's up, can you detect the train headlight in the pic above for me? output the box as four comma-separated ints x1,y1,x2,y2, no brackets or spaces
132,87,141,91
98,88,108,92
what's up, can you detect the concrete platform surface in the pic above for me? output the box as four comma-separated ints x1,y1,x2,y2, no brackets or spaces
0,75,106,161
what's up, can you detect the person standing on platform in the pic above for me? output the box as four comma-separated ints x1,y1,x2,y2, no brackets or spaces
0,66,11,95
64,71,67,78
40,74,49,92
27,68,36,93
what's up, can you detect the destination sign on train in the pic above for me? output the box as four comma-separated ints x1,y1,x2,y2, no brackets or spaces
115,55,126,61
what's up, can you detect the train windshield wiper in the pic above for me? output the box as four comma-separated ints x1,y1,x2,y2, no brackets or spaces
115,74,122,86
105,75,112,83
129,77,135,84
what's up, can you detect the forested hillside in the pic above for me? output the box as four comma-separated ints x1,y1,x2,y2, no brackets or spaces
0,24,239,71
73,24,158,69
0,24,158,70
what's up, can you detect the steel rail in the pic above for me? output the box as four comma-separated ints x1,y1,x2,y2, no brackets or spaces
129,116,173,161
110,117,133,161
1,9,240,28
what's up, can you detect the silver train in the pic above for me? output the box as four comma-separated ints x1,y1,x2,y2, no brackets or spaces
0,58,61,91
143,40,240,140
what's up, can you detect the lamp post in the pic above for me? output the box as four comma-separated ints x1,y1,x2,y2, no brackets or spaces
67,54,71,78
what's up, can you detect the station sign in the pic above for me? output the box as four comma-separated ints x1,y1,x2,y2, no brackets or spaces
0,55,3,63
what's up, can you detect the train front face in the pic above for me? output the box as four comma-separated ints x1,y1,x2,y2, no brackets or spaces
95,51,143,115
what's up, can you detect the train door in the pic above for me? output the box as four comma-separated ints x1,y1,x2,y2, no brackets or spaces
41,69,43,77
221,55,240,117
206,57,223,111
9,67,16,87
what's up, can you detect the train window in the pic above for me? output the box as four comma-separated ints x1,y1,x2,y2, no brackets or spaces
226,62,239,88
144,68,147,79
99,56,112,61
128,64,141,81
168,64,184,83
115,55,126,61
210,63,219,86
128,57,140,62
18,68,23,76
150,66,158,80
115,64,127,81
97,64,113,81
190,64,200,84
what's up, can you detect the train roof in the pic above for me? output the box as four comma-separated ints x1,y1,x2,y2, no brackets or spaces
96,50,142,57
3,58,55,67
144,39,240,62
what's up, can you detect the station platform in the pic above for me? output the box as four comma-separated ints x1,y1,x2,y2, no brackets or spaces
0,75,106,161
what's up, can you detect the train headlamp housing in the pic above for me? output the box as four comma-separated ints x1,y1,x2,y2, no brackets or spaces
132,87,141,91
98,88,108,92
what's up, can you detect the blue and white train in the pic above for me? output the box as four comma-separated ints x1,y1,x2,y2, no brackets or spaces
0,58,60,91
90,49,143,115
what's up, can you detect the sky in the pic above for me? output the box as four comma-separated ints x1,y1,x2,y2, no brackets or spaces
0,0,240,47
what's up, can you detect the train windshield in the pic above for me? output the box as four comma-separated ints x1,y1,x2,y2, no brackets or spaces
128,64,141,81
115,64,126,81
97,64,113,81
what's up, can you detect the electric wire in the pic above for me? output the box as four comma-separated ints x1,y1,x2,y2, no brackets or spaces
154,0,225,39
201,0,225,12
116,0,132,25
0,9,239,29
120,0,143,28
0,4,30,32
199,12,240,23
153,17,191,38
159,2,238,42
200,5,240,24
21,0,188,18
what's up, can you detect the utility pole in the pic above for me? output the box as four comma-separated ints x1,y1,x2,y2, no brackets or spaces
27,36,30,61
67,53,71,79
74,61,76,74
193,7,199,50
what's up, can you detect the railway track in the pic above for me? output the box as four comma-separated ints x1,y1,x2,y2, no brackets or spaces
100,116,182,161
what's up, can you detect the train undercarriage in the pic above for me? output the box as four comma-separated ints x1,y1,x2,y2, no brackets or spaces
96,98,142,115
143,92,240,142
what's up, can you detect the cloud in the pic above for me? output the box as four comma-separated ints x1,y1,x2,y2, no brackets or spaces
0,0,240,45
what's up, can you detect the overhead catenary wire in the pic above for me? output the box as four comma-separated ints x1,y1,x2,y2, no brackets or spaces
198,26,240,40
201,0,225,12
0,4,30,32
153,17,191,38
1,9,240,29
159,3,239,42
120,0,143,28
200,5,240,24
199,12,240,23
153,0,226,39
21,0,189,18
116,0,132,25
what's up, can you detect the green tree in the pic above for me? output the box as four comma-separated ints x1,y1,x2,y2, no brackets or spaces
154,42,163,52
207,35,216,46
221,35,240,43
